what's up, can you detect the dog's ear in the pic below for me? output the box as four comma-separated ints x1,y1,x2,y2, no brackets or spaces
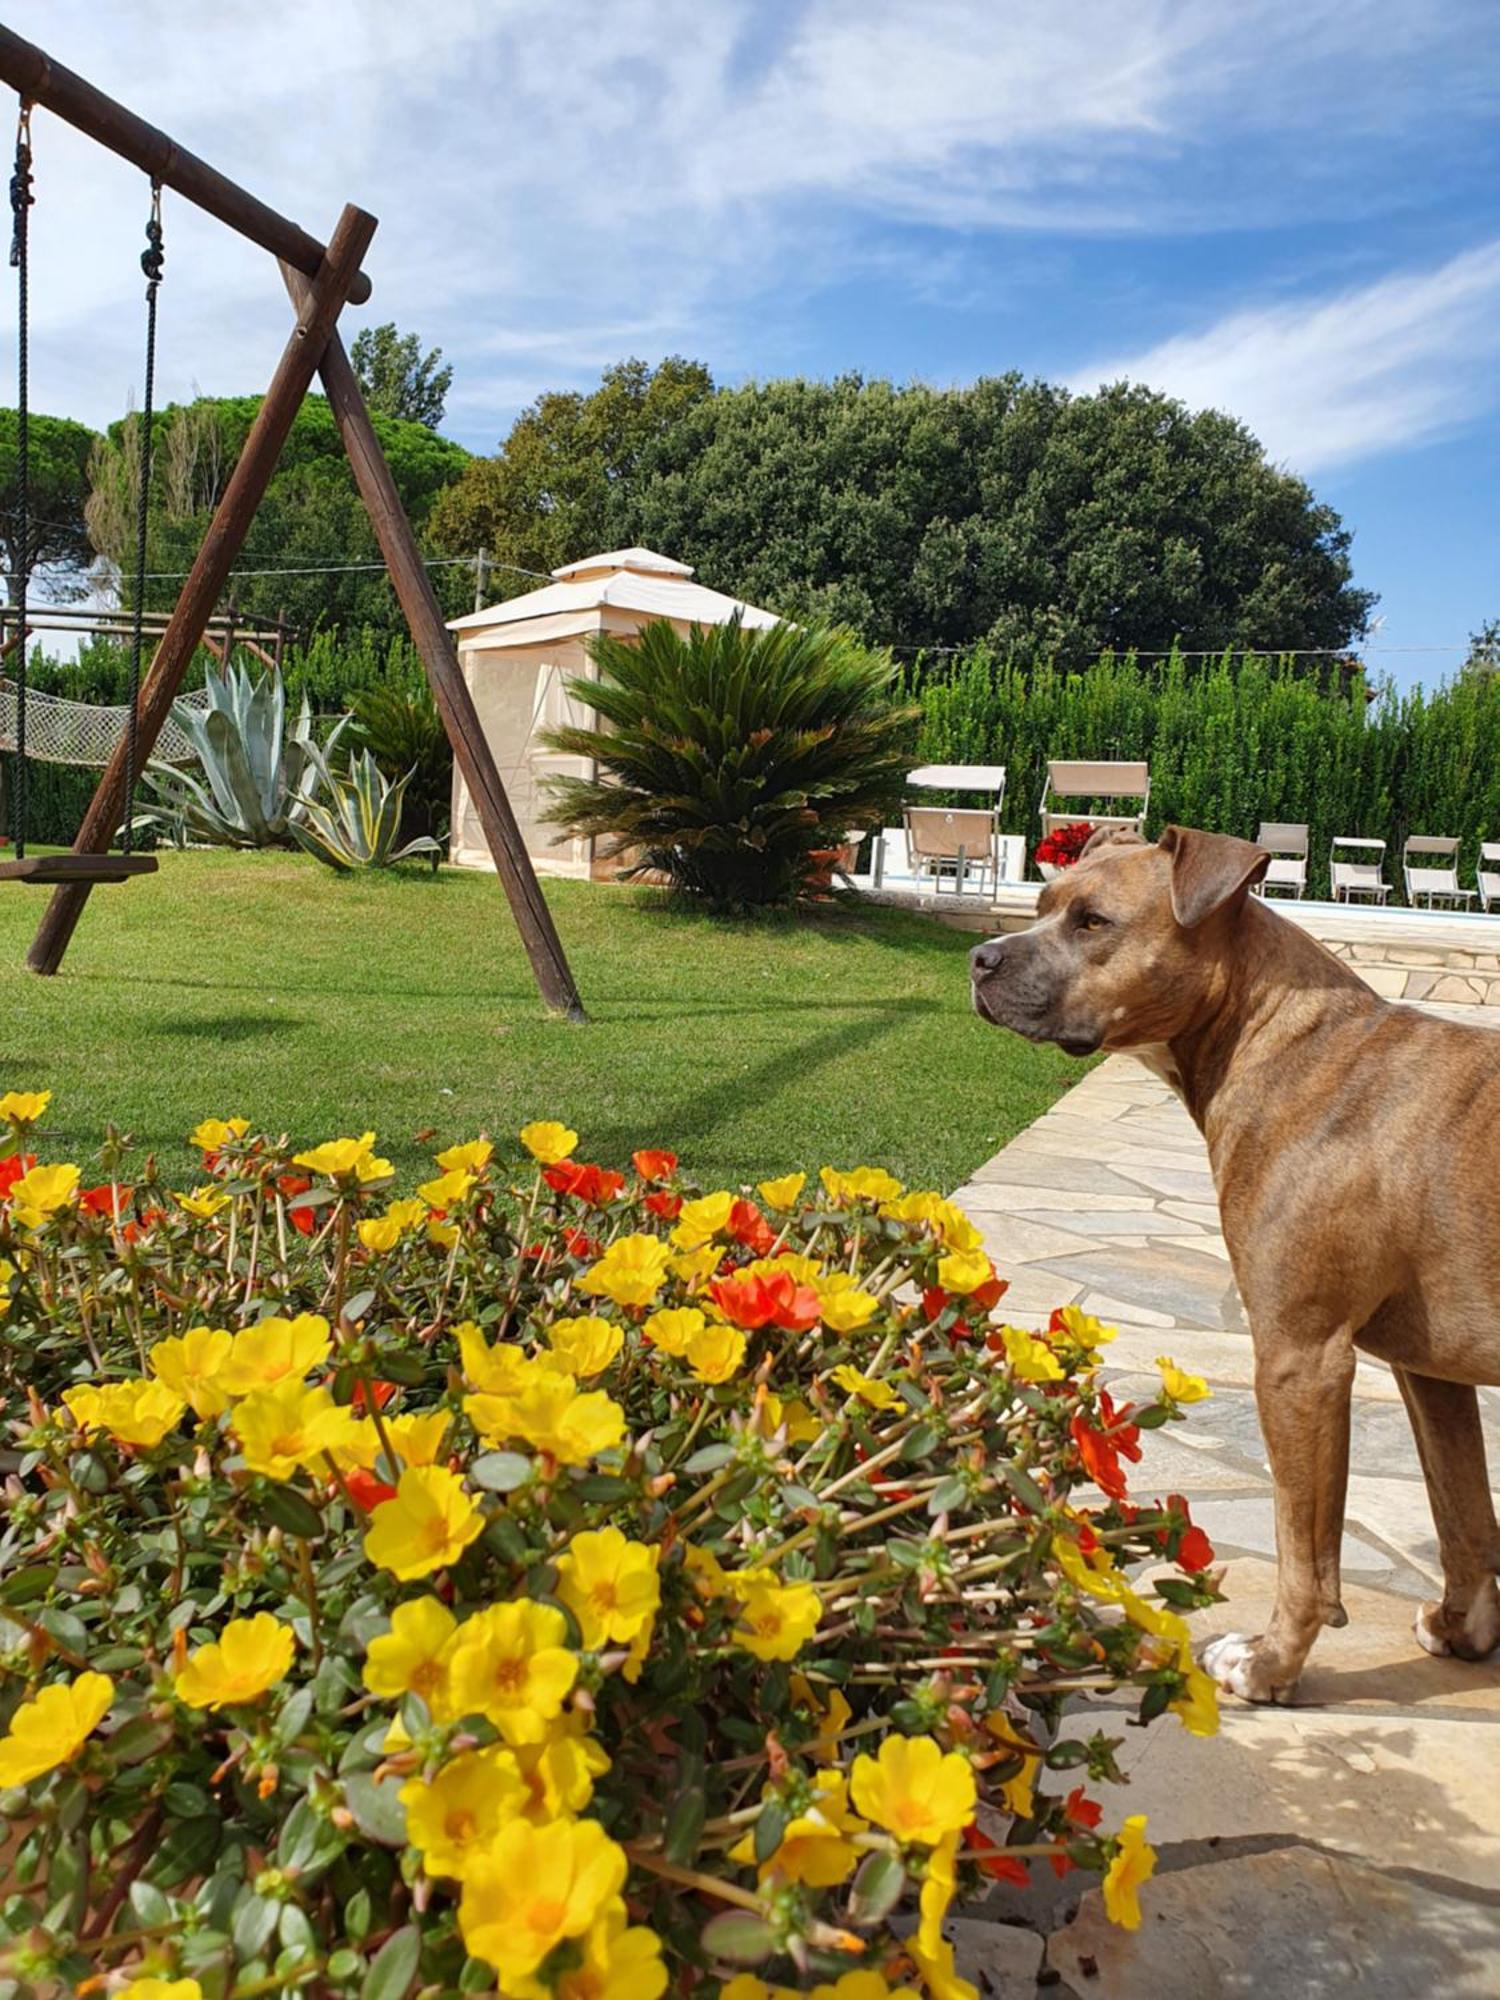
1080,826,1148,861
1158,825,1270,928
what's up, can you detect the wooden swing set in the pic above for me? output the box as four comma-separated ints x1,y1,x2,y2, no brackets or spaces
0,25,585,1020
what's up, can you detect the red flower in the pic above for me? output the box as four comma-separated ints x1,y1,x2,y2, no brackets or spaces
962,1826,1030,1884
1074,1518,1100,1556
78,1184,131,1218
343,1467,397,1512
921,1286,949,1322
1035,821,1096,869
644,1189,683,1222
1070,1409,1137,1502
562,1226,600,1260
709,1268,821,1333
0,1152,36,1196
276,1173,318,1237
970,1274,1009,1312
632,1149,678,1183
726,1199,775,1257
350,1378,397,1413
1063,1785,1102,1830
122,1206,166,1245
543,1160,625,1206
1177,1524,1216,1572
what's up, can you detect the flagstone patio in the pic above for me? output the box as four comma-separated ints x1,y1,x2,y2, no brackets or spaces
947,1007,1500,1996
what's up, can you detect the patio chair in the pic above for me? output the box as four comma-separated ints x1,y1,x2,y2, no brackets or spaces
1329,835,1391,904
1402,835,1475,910
1253,822,1309,900
1477,841,1500,913
1036,759,1149,878
902,764,1005,895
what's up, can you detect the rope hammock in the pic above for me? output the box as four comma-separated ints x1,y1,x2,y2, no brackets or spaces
0,675,207,767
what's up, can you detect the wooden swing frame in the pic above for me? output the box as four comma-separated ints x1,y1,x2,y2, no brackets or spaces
0,26,585,1019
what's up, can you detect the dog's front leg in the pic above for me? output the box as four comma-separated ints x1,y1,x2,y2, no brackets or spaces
1205,1323,1356,1702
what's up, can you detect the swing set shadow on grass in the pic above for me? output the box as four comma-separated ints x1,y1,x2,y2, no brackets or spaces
0,25,585,1021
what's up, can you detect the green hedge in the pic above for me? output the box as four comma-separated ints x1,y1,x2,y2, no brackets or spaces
908,648,1500,899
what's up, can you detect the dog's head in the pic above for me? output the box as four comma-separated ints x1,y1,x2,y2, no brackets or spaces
969,826,1270,1057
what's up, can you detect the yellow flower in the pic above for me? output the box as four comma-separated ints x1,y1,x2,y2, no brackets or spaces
682,1542,733,1598
556,1527,661,1650
579,1234,673,1309
419,1167,477,1210
1102,1815,1156,1930
458,1816,627,1981
936,1248,993,1295
364,1466,484,1580
671,1190,735,1250
357,1215,403,1253
509,1907,667,2000
0,1089,51,1127
233,1380,356,1481
1156,1355,1210,1403
669,1243,721,1291
61,1378,185,1449
999,1325,1065,1384
757,1171,807,1212
363,1596,460,1718
820,1165,903,1205
220,1314,332,1396
684,1321,746,1385
722,1982,799,2000
816,1273,881,1333
789,1671,852,1763
1049,1305,1116,1351
828,1363,902,1412
757,1392,821,1445
519,1119,578,1165
512,1724,610,1822
642,1306,704,1357
428,1216,460,1248
918,1829,960,1957
446,1599,578,1744
173,1186,232,1221
173,1613,294,1711
747,1250,824,1284
813,1977,920,2000
731,1769,866,1886
401,1745,526,1878
1051,1534,1126,1604
436,1139,493,1174
10,1162,80,1230
189,1116,249,1151
123,1981,204,2000
998,1752,1040,1820
150,1325,234,1420
343,1408,453,1472
911,1935,979,2000
850,1736,976,1846
456,1319,534,1393
386,1197,428,1231
293,1132,392,1182
0,1671,113,1785
467,1373,626,1467
732,1575,822,1662
546,1315,625,1377
1170,1660,1221,1738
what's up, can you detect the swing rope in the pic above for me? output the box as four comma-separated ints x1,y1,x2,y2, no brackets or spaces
8,100,31,858
123,180,164,856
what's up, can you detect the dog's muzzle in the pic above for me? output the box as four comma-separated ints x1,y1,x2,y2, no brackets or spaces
969,936,1099,1057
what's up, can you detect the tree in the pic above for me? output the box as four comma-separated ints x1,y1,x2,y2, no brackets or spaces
350,322,453,429
1464,619,1499,677
427,357,714,589
0,409,99,603
610,374,1375,664
85,395,469,640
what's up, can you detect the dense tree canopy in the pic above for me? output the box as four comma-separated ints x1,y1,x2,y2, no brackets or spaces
609,373,1376,663
350,322,454,429
0,408,99,603
85,395,469,638
427,357,714,589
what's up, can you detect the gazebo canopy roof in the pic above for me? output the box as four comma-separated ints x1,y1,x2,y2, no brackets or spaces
447,547,780,644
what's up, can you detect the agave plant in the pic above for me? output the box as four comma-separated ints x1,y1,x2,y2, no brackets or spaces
541,616,917,909
141,660,345,849
291,743,444,873
348,680,452,846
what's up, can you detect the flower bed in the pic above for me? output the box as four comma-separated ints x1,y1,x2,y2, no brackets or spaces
0,1090,1222,2000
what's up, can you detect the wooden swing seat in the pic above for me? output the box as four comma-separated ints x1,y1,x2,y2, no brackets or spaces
0,853,159,886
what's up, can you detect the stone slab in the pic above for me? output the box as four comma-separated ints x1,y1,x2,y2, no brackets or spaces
943,1918,1045,1998
1038,1245,1235,1328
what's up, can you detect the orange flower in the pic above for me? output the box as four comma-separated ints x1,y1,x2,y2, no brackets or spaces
709,1269,821,1333
631,1149,677,1182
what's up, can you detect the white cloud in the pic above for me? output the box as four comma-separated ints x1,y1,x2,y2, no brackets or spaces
1068,241,1500,471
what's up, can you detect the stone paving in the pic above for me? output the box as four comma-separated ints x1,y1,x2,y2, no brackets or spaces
947,1009,1500,1997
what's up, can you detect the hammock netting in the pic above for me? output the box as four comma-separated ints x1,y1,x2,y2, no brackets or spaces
0,675,207,767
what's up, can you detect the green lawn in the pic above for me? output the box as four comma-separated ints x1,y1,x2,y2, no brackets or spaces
0,852,1081,1190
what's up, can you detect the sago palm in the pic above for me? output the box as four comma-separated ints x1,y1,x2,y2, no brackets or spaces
541,617,916,909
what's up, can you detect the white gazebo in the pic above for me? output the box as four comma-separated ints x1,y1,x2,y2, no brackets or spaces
444,547,781,877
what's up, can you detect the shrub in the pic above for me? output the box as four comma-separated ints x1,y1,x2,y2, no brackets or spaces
542,619,918,910
348,682,453,849
0,1090,1223,2000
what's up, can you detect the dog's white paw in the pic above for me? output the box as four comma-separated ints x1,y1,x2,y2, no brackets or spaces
1202,1630,1261,1697
1414,1605,1451,1658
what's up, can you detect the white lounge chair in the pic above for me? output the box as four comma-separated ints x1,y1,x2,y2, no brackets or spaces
1330,836,1391,904
1254,822,1308,900
1477,841,1500,913
1037,759,1149,877
1402,835,1475,910
902,764,1006,896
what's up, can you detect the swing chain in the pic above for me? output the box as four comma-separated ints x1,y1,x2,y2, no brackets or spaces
8,101,30,268
123,178,164,857
141,177,163,291
8,101,31,857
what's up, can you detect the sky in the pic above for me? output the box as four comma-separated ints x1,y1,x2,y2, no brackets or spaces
4,0,1498,687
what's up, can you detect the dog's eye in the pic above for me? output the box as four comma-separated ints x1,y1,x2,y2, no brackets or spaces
1077,910,1111,932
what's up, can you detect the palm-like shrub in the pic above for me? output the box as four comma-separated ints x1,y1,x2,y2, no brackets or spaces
542,617,916,909
349,680,452,847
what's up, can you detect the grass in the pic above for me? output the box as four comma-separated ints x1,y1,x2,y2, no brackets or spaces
0,851,1082,1190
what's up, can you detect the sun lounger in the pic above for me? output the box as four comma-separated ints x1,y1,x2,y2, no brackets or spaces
1402,835,1475,910
1478,841,1500,914
1254,822,1308,899
1329,836,1391,904
902,765,1005,895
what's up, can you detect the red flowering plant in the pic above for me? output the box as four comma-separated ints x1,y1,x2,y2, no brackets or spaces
0,1090,1224,2000
1034,822,1096,871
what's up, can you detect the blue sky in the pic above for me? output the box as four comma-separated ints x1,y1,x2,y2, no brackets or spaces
8,0,1499,685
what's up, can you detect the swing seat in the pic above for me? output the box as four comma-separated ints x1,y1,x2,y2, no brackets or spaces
0,853,159,885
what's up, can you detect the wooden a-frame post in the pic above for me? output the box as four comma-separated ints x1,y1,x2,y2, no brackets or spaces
0,26,585,1020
